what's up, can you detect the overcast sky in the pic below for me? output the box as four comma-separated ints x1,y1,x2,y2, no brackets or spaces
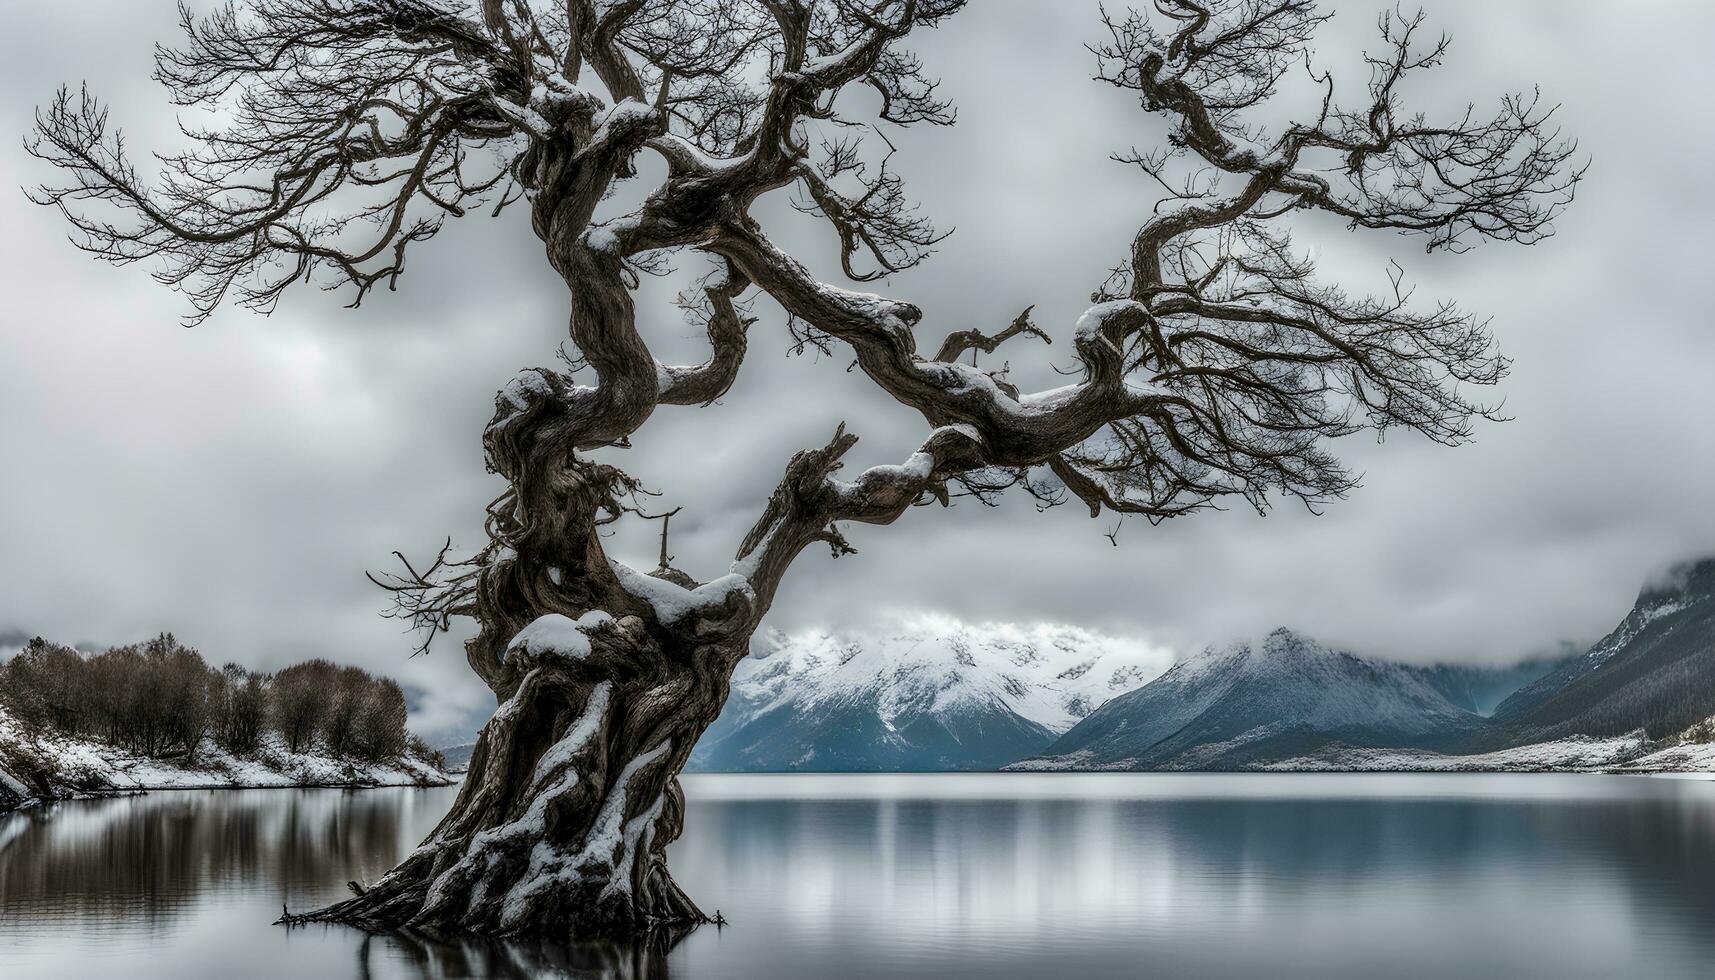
4,1,1714,741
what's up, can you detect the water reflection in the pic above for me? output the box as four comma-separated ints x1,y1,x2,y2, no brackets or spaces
0,788,443,931
3,775,1715,979
352,930,673,980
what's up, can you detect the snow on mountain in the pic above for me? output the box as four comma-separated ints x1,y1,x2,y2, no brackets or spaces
1014,628,1490,771
1486,557,1715,744
687,615,1174,772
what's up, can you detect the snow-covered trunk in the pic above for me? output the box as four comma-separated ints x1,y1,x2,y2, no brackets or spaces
299,628,738,938
293,223,759,938
290,151,782,941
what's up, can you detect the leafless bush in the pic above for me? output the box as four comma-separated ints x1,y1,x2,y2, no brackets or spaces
405,733,446,771
0,637,88,733
210,663,271,755
352,677,409,762
269,659,336,754
4,636,416,763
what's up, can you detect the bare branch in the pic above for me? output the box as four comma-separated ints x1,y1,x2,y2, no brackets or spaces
935,305,1049,363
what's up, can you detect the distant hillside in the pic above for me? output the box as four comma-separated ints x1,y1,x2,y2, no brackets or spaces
1484,558,1715,745
438,742,477,770
450,557,1715,774
687,619,1172,772
1015,629,1492,771
1087,557,1715,773
1416,652,1577,716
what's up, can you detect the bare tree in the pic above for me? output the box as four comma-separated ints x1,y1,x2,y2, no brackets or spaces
148,634,215,761
352,676,410,761
323,664,409,759
211,663,271,755
321,665,370,757
0,637,89,734
269,659,335,753
30,0,1579,941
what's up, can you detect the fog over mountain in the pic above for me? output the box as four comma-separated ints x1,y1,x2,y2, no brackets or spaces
6,2,1715,742
1487,559,1715,745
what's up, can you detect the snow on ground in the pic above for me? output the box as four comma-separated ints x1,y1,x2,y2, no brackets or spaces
0,705,455,812
1262,734,1651,773
1619,739,1715,774
1023,730,1715,776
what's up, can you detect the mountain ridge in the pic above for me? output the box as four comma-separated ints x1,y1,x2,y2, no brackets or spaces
1014,629,1500,771
687,617,1173,772
1479,558,1715,747
691,557,1715,772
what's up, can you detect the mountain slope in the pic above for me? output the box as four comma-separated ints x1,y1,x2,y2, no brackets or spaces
1017,629,1491,771
1416,652,1577,716
1485,558,1715,745
688,618,1172,772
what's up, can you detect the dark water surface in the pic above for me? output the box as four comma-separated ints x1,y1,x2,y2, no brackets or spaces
3,773,1715,978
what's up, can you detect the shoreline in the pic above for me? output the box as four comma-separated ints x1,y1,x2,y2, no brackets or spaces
2,772,464,815
11,766,1710,817
0,705,464,815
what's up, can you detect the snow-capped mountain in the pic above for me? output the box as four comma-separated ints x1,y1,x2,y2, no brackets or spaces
687,616,1174,772
1486,557,1715,744
683,559,1715,774
1014,629,1491,771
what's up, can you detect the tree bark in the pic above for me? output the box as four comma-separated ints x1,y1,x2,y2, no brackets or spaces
285,381,957,944
286,305,762,939
295,639,731,938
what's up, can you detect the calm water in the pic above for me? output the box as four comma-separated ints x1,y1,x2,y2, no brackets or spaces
3,774,1715,978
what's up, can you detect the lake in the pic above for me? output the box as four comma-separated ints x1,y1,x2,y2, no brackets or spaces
3,773,1715,978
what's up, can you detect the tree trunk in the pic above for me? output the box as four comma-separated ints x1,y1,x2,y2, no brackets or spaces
290,376,757,942
289,146,793,943
296,640,734,938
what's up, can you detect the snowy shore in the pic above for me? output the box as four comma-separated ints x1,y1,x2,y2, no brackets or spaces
1011,730,1715,776
0,706,457,812
1259,734,1662,773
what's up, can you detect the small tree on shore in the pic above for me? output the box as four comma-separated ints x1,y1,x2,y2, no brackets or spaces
269,660,334,754
321,665,369,757
148,634,214,760
0,638,87,734
211,663,271,755
353,677,410,762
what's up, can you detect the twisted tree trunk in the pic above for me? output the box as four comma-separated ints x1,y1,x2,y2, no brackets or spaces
300,630,733,937
289,397,757,939
285,358,955,942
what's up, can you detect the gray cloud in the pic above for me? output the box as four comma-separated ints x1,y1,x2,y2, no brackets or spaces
4,1,1713,740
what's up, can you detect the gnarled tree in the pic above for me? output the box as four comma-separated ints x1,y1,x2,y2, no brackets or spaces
30,0,1579,943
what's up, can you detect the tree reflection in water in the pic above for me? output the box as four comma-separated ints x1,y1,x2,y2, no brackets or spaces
0,786,677,979
353,927,684,980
